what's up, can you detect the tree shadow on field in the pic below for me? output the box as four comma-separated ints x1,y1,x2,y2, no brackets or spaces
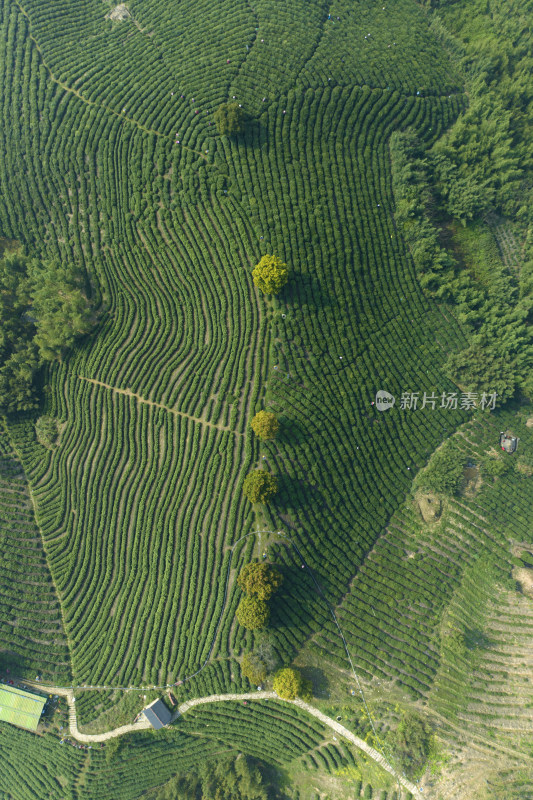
298,665,330,699
274,473,322,510
242,116,265,148
283,270,334,312
276,416,307,446
464,627,492,651
269,564,317,636
0,649,30,679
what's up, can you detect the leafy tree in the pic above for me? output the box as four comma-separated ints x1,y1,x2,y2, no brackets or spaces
242,470,278,504
431,84,523,221
0,251,93,413
392,712,432,779
0,344,40,413
29,260,93,361
432,151,493,225
480,455,512,478
252,255,289,295
214,102,246,136
236,597,270,630
237,563,283,602
272,668,311,701
416,442,464,496
147,754,273,800
444,341,517,404
250,410,279,441
35,416,60,448
241,653,267,686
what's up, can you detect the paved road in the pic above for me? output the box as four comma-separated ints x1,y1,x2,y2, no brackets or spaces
25,683,420,796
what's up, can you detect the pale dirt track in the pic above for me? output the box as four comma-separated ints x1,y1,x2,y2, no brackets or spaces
24,683,420,797
77,376,242,435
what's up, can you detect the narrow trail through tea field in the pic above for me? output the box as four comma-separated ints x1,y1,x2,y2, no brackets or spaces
77,376,243,436
14,0,169,140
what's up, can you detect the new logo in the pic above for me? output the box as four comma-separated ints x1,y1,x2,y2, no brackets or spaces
375,390,395,411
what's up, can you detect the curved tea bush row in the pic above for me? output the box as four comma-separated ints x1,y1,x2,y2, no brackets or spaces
0,422,70,682
0,721,230,800
1,0,465,704
16,0,461,140
179,699,328,766
3,0,467,694
1,0,267,687
1,699,361,800
312,413,533,709
216,85,467,661
0,723,83,800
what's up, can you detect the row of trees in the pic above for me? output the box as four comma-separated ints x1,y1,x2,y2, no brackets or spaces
239,253,311,700
242,255,289,503
241,638,310,701
234,544,311,702
235,563,282,630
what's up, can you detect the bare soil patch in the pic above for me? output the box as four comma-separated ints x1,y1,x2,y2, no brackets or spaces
514,567,533,598
416,491,442,523
462,465,481,498
106,4,131,22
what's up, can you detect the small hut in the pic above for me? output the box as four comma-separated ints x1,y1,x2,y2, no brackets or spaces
500,431,518,453
141,698,172,730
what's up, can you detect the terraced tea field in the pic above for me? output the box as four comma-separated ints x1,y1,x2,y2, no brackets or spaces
0,421,70,682
0,0,532,797
310,409,533,791
0,0,467,689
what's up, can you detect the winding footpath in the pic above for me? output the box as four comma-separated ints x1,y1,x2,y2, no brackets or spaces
24,682,421,797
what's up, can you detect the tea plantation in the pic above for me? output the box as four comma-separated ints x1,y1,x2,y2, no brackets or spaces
0,0,531,798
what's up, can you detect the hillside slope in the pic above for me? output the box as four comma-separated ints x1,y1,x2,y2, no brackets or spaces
1,1,532,799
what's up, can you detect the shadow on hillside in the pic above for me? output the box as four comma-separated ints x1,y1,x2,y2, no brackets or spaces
282,271,334,311
240,116,266,148
299,666,330,700
276,416,307,446
464,627,492,651
269,566,317,635
275,473,322,510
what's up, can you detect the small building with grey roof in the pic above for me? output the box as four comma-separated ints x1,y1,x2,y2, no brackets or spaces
141,698,172,730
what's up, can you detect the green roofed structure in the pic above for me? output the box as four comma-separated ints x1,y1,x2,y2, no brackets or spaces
0,684,46,731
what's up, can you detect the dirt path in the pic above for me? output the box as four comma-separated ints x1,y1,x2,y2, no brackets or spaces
22,683,420,795
78,376,243,436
